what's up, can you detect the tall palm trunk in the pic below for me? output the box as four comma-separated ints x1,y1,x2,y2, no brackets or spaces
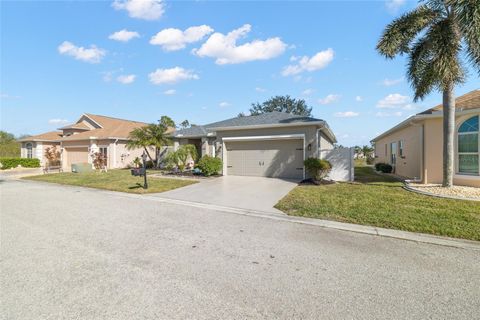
442,84,455,187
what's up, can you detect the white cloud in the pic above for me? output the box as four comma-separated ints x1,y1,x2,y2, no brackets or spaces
1,93,21,99
375,111,403,117
381,77,403,86
112,0,164,20
255,87,267,92
376,93,409,109
149,67,199,85
150,25,214,51
318,94,341,105
58,41,106,63
219,101,230,108
355,95,363,102
334,111,359,118
163,89,176,95
193,24,287,65
282,48,334,76
302,89,314,96
109,29,140,42
385,0,406,13
48,119,69,125
116,74,136,84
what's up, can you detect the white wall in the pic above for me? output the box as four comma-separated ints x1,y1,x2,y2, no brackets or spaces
320,147,354,182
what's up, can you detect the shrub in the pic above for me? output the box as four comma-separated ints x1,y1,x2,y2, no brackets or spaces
92,152,107,170
366,156,375,165
197,155,222,176
304,157,332,181
165,144,198,172
374,162,393,173
0,157,40,170
45,146,61,167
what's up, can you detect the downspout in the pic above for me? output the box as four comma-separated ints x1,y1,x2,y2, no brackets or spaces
406,124,424,184
113,139,118,169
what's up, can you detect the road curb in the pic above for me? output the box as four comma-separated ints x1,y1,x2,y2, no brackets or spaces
135,195,480,251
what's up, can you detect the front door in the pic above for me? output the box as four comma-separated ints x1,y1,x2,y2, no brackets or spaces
390,142,397,172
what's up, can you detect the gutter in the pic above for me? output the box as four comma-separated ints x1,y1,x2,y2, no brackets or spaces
372,107,480,143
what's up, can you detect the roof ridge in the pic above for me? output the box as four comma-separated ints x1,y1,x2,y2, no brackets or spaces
84,113,149,125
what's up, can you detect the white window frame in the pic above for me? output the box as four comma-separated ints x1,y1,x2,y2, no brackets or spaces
457,115,479,176
26,143,33,159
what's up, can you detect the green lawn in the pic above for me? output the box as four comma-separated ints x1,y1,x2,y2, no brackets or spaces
275,165,480,241
24,169,197,194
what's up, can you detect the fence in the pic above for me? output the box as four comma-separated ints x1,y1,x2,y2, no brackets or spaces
320,147,354,182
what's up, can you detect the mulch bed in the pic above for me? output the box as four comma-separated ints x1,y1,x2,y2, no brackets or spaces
299,178,336,186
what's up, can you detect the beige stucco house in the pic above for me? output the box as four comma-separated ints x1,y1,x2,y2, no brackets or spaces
19,113,151,171
172,111,340,180
372,90,480,187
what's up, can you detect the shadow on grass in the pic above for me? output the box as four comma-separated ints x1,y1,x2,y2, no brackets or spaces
128,183,145,190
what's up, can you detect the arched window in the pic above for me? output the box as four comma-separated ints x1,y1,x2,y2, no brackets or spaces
26,143,33,159
458,115,479,175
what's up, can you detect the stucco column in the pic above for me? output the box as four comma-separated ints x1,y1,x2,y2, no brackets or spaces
89,140,99,165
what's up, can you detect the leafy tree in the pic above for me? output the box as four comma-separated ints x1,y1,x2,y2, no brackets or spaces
0,131,20,157
376,0,480,187
127,116,175,168
179,120,190,129
249,95,313,116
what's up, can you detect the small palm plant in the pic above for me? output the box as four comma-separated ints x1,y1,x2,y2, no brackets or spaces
127,116,175,168
376,0,480,187
304,158,332,183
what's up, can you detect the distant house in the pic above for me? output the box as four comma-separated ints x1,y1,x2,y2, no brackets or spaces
371,90,479,188
171,111,354,181
19,114,152,171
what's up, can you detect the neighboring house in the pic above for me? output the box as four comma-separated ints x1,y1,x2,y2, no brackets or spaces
371,89,480,187
19,114,151,171
172,111,348,180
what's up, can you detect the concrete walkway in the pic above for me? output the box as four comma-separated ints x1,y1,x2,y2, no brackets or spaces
151,175,299,213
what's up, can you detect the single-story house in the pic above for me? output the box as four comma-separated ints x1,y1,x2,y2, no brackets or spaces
172,111,338,180
19,113,153,171
371,89,479,187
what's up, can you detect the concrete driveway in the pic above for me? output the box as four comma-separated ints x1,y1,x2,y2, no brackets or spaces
152,175,298,213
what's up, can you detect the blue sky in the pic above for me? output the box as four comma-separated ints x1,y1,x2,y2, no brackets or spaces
1,0,479,146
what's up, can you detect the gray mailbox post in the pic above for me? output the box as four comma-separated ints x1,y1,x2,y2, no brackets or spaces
130,151,148,189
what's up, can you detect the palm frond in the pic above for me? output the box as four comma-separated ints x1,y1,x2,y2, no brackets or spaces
452,0,480,72
376,5,438,58
407,17,465,100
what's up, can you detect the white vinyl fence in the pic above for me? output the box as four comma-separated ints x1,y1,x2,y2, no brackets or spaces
320,147,354,182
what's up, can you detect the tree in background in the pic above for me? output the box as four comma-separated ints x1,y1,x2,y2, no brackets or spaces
127,116,175,168
179,120,190,129
249,95,313,117
0,131,21,157
376,0,479,187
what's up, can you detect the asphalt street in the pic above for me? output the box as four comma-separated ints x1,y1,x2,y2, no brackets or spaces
1,180,479,319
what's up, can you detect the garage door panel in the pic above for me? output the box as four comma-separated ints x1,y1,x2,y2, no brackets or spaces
226,140,303,179
66,147,89,167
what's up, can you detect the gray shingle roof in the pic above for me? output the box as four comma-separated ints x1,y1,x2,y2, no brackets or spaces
173,111,324,137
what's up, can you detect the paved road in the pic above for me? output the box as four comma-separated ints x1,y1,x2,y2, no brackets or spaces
1,180,479,319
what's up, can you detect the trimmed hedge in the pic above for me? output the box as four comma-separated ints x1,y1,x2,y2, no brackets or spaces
196,155,222,176
374,162,393,173
0,158,40,170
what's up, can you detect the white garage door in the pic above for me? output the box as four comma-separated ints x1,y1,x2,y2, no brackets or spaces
226,139,304,179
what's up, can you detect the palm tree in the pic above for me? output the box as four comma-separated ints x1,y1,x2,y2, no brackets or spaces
376,0,480,187
127,116,175,168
